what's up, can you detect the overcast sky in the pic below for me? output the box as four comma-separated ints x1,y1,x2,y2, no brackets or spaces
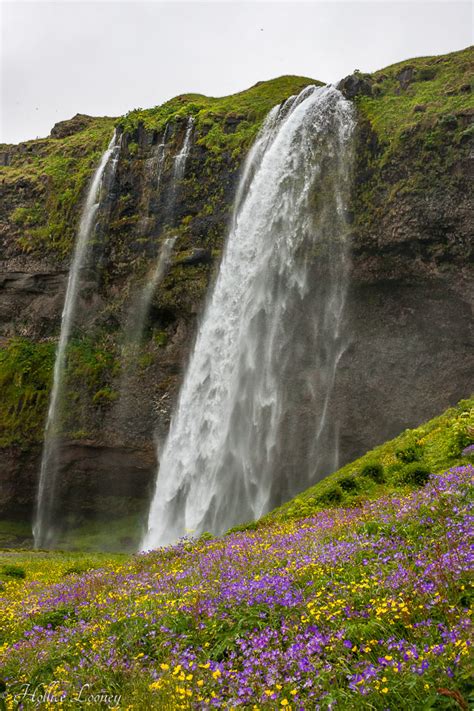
1,0,471,144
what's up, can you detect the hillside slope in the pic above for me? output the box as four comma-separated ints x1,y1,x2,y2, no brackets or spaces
1,438,472,708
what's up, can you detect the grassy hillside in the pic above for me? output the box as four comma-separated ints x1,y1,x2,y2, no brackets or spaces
0,117,115,257
256,397,473,528
357,45,473,144
0,469,471,708
0,401,472,709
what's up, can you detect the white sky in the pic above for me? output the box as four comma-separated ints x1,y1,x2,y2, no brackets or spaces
1,0,472,144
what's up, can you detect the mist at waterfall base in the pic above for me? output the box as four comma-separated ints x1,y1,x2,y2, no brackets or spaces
143,85,356,549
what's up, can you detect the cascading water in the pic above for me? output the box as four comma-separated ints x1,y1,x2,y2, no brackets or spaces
34,132,121,549
173,117,194,182
166,116,194,220
117,236,176,427
135,117,194,325
142,85,356,549
137,125,170,237
117,118,195,427
123,237,177,352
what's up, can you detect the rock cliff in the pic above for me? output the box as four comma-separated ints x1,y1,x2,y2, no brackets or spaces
0,48,472,548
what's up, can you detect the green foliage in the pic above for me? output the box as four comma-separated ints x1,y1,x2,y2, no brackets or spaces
66,337,118,390
0,338,55,446
352,46,473,248
92,387,118,406
396,442,424,463
339,475,359,492
0,564,26,580
199,531,214,541
153,331,168,347
62,562,98,577
447,408,474,457
356,47,473,144
0,334,121,447
36,605,77,630
400,462,431,487
360,462,385,483
317,485,343,505
118,75,320,157
1,118,115,258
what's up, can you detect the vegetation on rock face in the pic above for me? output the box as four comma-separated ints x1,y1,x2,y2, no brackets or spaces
355,46,473,143
349,46,473,272
0,338,55,447
0,336,119,447
1,118,115,257
117,75,320,156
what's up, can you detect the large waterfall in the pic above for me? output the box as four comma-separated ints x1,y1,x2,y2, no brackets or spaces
34,132,121,549
142,85,356,549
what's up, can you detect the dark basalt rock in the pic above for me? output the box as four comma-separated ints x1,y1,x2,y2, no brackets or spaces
397,66,415,90
50,113,96,139
177,248,212,266
337,74,373,99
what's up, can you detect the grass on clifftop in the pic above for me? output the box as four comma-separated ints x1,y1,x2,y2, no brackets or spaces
1,118,115,257
117,75,320,156
356,46,473,152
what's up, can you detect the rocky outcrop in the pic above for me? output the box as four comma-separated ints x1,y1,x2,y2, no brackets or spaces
0,50,472,547
50,113,97,139
337,73,373,99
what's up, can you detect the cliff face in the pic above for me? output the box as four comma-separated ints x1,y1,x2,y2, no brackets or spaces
0,49,472,548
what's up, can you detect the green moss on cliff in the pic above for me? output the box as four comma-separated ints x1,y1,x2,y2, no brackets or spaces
0,339,55,446
1,118,115,257
349,46,473,262
357,46,473,144
118,75,320,156
0,335,120,447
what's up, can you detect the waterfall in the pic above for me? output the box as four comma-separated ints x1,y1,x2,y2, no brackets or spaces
138,124,169,237
143,85,356,549
117,119,194,429
167,117,194,220
155,123,170,192
117,236,176,426
123,237,176,352
173,116,194,183
34,131,121,549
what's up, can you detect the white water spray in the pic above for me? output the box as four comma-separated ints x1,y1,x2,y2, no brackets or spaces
167,117,194,219
143,85,356,548
119,237,176,397
34,132,121,548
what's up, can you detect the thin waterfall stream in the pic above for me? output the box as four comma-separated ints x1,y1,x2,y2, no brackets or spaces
34,132,121,549
143,85,356,548
117,118,194,428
